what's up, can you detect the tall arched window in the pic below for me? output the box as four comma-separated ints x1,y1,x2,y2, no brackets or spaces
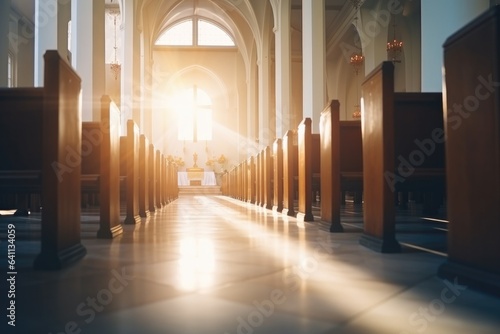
7,52,14,88
170,86,213,142
155,18,235,47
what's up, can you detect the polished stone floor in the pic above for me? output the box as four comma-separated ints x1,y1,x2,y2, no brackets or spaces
1,195,500,334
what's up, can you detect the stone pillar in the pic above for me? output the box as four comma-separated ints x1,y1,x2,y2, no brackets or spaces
121,0,141,133
271,0,292,138
258,50,272,148
0,0,11,87
421,0,489,92
71,0,105,121
35,0,71,87
302,0,325,133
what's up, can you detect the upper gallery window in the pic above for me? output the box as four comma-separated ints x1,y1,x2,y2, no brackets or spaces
155,18,235,47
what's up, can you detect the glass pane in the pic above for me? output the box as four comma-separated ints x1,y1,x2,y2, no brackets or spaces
197,109,212,141
198,20,234,46
178,108,194,141
156,20,193,46
196,88,211,106
7,54,12,88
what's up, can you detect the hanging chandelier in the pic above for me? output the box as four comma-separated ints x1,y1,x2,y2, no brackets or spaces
110,10,121,80
387,15,403,63
350,53,364,75
350,51,363,118
349,0,364,119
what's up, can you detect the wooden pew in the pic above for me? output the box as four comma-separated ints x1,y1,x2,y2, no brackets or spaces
360,61,445,253
0,50,86,269
243,160,248,202
0,87,43,215
248,156,256,204
139,134,150,218
438,5,500,295
80,121,100,209
120,120,141,225
282,130,297,217
256,151,262,205
155,150,162,209
273,139,284,212
263,146,273,210
319,100,363,232
81,95,123,238
297,118,320,221
148,143,156,213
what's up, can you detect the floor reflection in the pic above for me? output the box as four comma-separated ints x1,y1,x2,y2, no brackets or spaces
178,237,215,291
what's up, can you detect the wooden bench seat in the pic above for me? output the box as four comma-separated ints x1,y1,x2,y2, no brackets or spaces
438,5,500,295
0,50,86,269
360,61,445,253
319,100,363,232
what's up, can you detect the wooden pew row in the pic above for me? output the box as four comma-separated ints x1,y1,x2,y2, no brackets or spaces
120,122,178,222
81,95,123,238
360,61,445,253
0,50,86,269
319,100,363,232
438,5,500,295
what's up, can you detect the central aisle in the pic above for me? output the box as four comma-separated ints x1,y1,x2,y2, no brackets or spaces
12,195,500,334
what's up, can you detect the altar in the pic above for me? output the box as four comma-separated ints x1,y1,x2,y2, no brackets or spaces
177,171,217,186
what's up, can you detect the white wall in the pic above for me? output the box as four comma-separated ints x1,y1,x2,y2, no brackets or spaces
421,0,489,92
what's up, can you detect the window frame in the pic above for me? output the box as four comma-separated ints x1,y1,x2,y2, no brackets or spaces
155,17,235,48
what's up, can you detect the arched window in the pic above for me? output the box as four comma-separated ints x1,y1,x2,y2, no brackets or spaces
155,18,235,47
170,86,213,142
7,52,14,88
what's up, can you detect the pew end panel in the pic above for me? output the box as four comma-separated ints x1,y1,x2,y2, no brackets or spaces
273,139,284,212
35,50,87,269
139,134,150,218
148,143,157,212
96,95,123,238
320,100,343,232
297,118,314,222
123,120,141,225
439,5,500,295
360,61,400,253
282,130,297,217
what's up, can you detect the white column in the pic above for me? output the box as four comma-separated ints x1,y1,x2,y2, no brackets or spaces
421,0,489,92
35,0,71,87
141,33,154,140
258,53,272,148
302,0,325,133
0,0,10,87
71,0,105,121
271,0,292,139
121,0,141,133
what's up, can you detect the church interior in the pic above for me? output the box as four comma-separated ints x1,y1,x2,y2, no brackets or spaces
1,0,500,333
